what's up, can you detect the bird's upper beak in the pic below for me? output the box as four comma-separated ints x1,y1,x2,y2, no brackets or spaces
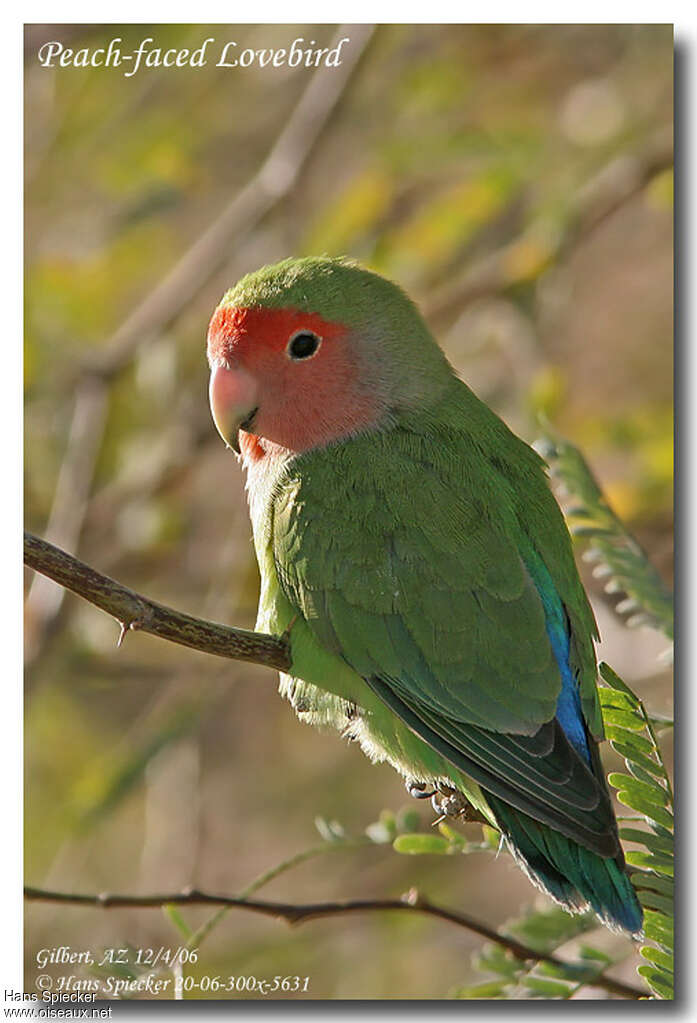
209,361,259,454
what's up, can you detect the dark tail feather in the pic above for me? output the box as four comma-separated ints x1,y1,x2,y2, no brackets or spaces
488,795,643,937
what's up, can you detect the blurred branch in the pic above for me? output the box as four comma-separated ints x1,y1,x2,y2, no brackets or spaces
25,24,375,655
424,129,673,324
23,884,643,999
24,378,108,658
24,532,290,671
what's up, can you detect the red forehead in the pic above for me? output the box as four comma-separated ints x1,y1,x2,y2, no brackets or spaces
207,305,346,363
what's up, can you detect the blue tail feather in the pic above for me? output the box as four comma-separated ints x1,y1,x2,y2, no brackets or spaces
508,549,643,935
489,795,644,936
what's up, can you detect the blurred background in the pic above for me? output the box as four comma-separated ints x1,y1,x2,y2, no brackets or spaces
24,23,673,999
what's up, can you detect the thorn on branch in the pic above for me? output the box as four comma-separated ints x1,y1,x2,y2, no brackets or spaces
403,887,421,907
116,616,144,647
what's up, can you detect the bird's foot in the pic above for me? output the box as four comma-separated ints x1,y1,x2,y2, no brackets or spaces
431,784,488,824
405,779,436,800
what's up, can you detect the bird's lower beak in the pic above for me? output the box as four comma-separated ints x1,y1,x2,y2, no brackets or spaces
209,362,259,454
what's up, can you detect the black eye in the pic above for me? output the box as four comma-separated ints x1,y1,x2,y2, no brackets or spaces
287,330,321,361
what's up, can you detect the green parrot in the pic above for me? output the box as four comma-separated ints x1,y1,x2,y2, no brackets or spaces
206,256,642,935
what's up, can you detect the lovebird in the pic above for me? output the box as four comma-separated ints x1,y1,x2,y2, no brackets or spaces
206,256,642,935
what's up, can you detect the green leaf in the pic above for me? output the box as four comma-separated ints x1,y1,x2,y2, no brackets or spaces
630,871,673,898
481,824,501,849
627,761,666,788
649,820,675,843
606,726,655,754
640,946,673,972
504,905,594,954
625,850,674,876
644,910,674,951
522,976,574,998
602,708,645,730
475,942,520,979
637,965,674,999
598,688,639,713
611,743,666,779
617,800,675,833
578,945,612,965
541,437,673,639
536,959,598,983
452,980,508,999
392,833,450,855
571,525,618,539
607,773,665,802
396,806,421,834
437,821,467,848
637,889,673,916
609,774,673,827
619,827,673,856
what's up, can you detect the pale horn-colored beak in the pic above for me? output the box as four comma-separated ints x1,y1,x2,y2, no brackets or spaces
208,362,259,454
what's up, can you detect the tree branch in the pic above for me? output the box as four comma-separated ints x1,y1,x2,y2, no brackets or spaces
24,532,290,671
23,885,643,999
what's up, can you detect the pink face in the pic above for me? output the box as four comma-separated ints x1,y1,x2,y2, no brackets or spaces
207,305,382,457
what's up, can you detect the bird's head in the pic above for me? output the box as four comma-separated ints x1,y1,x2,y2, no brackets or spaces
206,256,452,457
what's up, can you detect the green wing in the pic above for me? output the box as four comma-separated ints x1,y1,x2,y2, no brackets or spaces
272,426,617,857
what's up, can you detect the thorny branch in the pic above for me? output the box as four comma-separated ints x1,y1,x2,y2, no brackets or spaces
23,885,643,999
24,532,291,671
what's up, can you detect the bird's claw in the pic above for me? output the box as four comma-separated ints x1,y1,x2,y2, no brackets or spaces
405,779,436,800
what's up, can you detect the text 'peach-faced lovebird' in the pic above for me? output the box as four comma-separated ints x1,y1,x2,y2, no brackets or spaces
206,256,642,935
